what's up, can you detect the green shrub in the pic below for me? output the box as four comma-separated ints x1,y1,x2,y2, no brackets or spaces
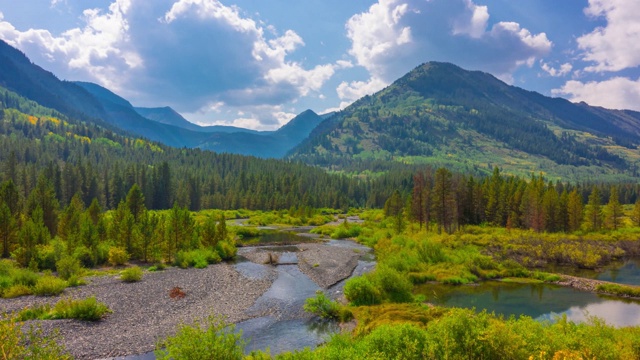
16,304,54,321
12,268,39,287
373,265,414,303
52,296,111,321
55,255,82,280
108,247,129,266
73,246,96,268
35,245,57,271
121,266,143,282
174,249,221,269
156,316,245,360
304,290,341,319
216,241,237,260
344,276,382,306
66,275,86,287
18,297,111,321
32,276,67,296
2,284,32,298
0,317,72,359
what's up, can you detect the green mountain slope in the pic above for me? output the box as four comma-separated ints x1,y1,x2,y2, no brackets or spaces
290,62,640,181
0,85,397,210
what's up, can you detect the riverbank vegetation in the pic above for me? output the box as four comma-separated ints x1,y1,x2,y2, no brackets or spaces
4,164,640,357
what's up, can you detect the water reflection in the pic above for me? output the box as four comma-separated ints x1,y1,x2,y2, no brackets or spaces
416,281,640,327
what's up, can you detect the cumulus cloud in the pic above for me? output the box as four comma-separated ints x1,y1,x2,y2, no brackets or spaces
0,0,342,129
339,0,552,103
0,0,137,90
187,104,296,130
541,62,573,77
553,77,640,111
578,0,640,72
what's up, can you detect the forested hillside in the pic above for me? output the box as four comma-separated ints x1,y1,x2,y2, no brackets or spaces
290,62,640,181
0,86,408,212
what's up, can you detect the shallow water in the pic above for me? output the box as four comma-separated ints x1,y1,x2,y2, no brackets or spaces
416,281,640,327
545,258,640,286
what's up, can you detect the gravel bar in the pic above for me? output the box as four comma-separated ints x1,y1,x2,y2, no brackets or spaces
1,264,272,359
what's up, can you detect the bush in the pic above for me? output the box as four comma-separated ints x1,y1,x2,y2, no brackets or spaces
0,317,72,359
52,296,111,321
2,284,32,298
73,246,96,268
373,265,414,303
35,245,57,271
304,290,341,319
121,266,143,283
12,268,39,287
56,255,82,280
156,316,245,360
344,276,382,306
108,247,129,266
17,297,111,321
174,249,221,269
32,276,67,296
216,241,237,261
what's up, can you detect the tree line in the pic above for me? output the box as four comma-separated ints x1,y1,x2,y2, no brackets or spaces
387,167,640,234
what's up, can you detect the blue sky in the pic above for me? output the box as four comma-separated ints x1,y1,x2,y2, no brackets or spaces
0,0,639,130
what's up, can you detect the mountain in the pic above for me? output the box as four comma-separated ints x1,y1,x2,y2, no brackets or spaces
0,40,324,157
134,106,262,134
197,109,325,158
290,62,640,181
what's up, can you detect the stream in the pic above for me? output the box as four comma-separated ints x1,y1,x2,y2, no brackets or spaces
416,259,640,327
115,232,374,359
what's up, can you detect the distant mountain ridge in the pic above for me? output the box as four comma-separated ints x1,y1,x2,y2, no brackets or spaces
290,62,640,181
134,106,263,134
0,39,325,157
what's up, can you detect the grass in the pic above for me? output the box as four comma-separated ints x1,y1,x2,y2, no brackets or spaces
596,283,640,298
17,296,111,321
32,276,68,296
120,266,143,282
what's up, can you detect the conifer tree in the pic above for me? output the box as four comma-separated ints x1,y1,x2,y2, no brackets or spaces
632,198,640,227
584,187,603,232
566,189,583,232
0,200,17,258
604,186,624,230
432,168,455,233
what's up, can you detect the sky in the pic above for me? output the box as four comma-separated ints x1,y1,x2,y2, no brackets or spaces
0,0,639,130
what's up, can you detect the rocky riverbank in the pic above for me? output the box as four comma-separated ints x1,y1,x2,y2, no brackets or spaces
2,264,271,359
1,241,364,359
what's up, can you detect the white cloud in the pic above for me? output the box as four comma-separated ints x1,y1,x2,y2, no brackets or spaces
338,0,551,104
187,104,296,130
0,0,138,91
578,0,640,72
453,0,489,39
553,77,640,111
541,62,573,77
0,0,340,129
337,77,387,103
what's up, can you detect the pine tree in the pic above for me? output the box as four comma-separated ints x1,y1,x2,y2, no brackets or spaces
583,187,603,232
566,189,583,232
0,200,17,258
126,184,146,222
632,198,640,227
26,174,59,237
604,186,624,230
432,168,456,234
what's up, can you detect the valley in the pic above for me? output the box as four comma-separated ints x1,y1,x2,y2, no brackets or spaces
2,38,640,360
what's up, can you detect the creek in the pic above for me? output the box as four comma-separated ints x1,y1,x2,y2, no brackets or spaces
416,259,640,328
235,238,374,355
